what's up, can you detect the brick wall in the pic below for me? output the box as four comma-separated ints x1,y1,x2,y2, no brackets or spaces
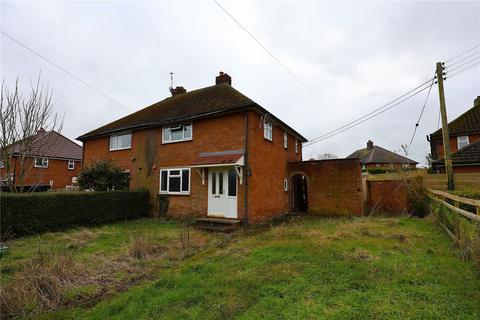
287,159,363,216
366,180,408,215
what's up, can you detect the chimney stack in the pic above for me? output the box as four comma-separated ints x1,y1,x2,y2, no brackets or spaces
474,96,480,107
367,140,374,150
215,71,232,85
169,86,186,96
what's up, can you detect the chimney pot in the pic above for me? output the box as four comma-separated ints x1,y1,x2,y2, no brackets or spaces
170,86,187,96
215,72,232,86
367,140,374,150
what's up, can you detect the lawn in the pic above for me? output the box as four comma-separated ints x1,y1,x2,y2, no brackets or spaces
2,216,480,319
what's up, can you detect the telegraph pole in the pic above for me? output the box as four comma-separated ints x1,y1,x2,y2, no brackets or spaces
436,62,455,190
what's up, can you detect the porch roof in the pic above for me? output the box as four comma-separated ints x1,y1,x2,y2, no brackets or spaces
190,153,244,168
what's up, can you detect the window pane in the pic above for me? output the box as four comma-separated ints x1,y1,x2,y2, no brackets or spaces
118,134,131,148
170,128,183,141
170,170,180,176
184,124,192,138
218,172,223,194
228,169,236,196
110,136,117,149
163,127,171,141
212,172,216,194
169,176,181,192
182,169,189,191
161,171,168,191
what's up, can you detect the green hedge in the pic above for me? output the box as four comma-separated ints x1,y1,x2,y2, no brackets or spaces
1,190,150,238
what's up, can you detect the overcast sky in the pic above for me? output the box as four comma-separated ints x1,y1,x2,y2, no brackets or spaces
1,0,479,165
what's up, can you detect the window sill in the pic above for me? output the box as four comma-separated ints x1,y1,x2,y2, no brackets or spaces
161,138,193,145
264,137,273,142
109,147,131,152
159,192,190,196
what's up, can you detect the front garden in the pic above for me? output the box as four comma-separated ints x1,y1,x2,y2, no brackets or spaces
1,216,479,319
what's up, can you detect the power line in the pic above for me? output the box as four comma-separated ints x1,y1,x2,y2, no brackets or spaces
444,43,480,63
447,61,480,79
303,77,434,146
446,56,480,73
303,81,435,147
406,75,435,154
445,50,480,68
212,0,340,119
0,30,132,111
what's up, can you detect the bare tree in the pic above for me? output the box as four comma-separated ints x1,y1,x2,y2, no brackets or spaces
0,75,63,192
313,153,339,160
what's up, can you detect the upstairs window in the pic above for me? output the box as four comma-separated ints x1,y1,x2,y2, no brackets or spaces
0,160,4,168
264,120,273,141
68,160,75,170
162,123,192,143
110,132,131,151
295,139,298,154
457,136,469,149
34,158,48,168
283,132,288,149
160,168,190,195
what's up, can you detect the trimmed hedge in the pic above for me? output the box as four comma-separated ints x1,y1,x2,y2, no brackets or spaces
1,190,150,238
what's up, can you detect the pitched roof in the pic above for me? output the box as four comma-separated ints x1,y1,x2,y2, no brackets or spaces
9,130,82,160
434,139,480,166
347,145,418,164
77,84,307,142
430,96,480,138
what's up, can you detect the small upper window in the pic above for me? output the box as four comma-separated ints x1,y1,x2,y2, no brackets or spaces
110,133,131,151
264,120,273,141
68,160,75,170
284,178,288,191
34,158,48,168
457,136,469,149
283,132,288,149
162,123,192,143
295,139,298,154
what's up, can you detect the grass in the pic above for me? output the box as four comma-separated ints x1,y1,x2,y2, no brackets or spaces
0,218,219,318
9,216,476,320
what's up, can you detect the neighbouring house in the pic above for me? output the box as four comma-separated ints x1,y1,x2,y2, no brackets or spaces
0,129,82,191
429,96,480,173
78,72,310,224
347,140,418,170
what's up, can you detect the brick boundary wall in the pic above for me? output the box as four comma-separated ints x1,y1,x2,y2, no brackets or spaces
366,180,408,215
287,159,363,216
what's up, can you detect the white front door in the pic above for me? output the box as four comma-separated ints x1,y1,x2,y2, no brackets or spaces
208,167,238,218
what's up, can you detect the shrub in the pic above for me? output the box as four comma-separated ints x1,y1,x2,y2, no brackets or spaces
77,160,129,191
0,190,150,238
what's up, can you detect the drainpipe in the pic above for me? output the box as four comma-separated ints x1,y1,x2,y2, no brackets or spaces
244,111,249,227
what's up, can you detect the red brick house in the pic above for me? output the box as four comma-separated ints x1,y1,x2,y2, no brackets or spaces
0,129,82,191
78,72,308,224
347,140,417,170
429,96,480,173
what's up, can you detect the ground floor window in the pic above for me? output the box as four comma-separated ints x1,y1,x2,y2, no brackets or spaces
160,168,190,195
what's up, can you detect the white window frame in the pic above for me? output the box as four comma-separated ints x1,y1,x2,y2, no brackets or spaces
68,160,75,170
283,132,288,149
162,123,193,144
109,132,132,151
264,120,273,141
284,178,288,191
34,157,49,168
159,168,191,195
457,135,469,149
295,139,298,154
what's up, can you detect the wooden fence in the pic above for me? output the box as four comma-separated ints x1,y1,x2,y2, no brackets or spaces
423,173,480,191
427,188,480,222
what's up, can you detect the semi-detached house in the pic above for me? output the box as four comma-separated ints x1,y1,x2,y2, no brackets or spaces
78,72,308,224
